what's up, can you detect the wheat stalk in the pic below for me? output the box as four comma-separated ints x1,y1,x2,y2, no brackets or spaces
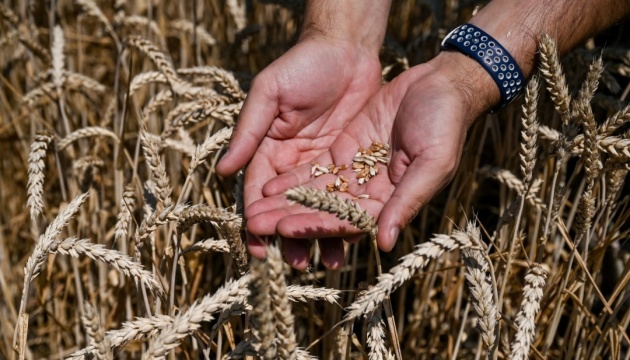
509,264,547,360
345,229,472,321
177,203,241,234
182,238,230,254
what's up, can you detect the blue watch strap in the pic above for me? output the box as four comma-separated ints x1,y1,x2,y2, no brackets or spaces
441,23,524,111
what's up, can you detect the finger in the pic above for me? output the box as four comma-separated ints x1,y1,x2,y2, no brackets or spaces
216,75,279,176
243,153,277,211
317,237,345,269
247,232,268,259
377,158,455,251
282,238,312,270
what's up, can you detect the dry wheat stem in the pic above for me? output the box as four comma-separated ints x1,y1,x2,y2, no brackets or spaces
509,264,547,360
345,230,472,321
285,187,376,234
461,247,497,356
52,237,164,295
267,245,298,359
27,131,54,220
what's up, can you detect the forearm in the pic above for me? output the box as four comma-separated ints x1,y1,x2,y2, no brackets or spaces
300,0,392,55
432,0,630,117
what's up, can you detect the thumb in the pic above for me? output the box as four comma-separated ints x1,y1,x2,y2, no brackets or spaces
377,156,456,251
216,75,279,176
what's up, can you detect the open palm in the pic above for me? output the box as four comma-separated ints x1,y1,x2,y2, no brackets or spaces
245,60,474,269
216,39,382,258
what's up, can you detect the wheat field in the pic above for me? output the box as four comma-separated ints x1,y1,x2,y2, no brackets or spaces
1,0,630,359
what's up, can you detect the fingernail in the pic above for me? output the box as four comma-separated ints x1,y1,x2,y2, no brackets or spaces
390,227,400,242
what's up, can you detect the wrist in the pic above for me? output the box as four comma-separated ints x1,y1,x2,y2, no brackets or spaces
299,1,391,56
427,51,500,122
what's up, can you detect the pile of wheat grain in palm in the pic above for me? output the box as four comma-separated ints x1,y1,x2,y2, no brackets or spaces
2,0,630,359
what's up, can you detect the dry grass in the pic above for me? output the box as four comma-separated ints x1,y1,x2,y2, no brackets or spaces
1,1,630,359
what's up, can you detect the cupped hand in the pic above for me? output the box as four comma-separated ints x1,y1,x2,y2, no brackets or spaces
216,38,382,259
246,53,493,269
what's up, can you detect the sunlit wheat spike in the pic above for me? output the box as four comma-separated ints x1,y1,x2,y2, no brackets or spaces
129,71,169,95
51,25,65,92
143,276,251,359
178,66,245,99
75,0,118,44
367,305,390,360
18,192,90,343
579,99,601,186
539,34,571,124
598,104,630,136
285,186,376,233
57,127,120,150
139,130,172,207
53,237,164,295
27,131,54,220
461,246,497,353
161,97,234,137
249,258,277,359
509,264,547,360
176,203,241,234
135,203,187,245
520,77,540,185
190,127,233,170
286,285,342,304
344,230,472,321
126,36,187,93
168,19,217,46
182,238,230,254
267,245,298,359
573,56,603,118
81,302,113,360
115,185,136,244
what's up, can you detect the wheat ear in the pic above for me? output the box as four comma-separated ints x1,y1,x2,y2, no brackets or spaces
27,131,54,220
461,247,497,355
81,302,113,360
539,34,571,124
190,127,233,170
267,245,298,359
509,264,547,360
51,25,65,92
345,229,472,321
57,127,120,150
285,186,376,234
249,257,277,359
114,185,136,244
598,104,630,136
366,304,392,360
140,130,172,207
520,77,540,185
286,285,342,304
52,237,164,295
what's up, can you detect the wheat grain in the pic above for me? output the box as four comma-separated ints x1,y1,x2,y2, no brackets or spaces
345,229,472,321
509,264,547,360
27,131,54,220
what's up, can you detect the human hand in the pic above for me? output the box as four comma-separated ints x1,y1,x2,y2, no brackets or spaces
245,52,498,269
216,38,382,259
